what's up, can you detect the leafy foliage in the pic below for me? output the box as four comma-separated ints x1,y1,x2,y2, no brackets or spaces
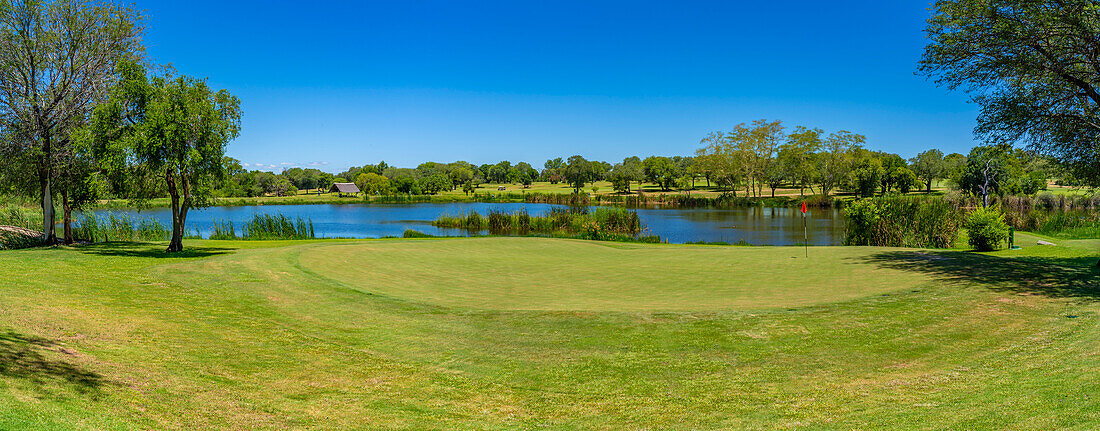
965,206,1010,251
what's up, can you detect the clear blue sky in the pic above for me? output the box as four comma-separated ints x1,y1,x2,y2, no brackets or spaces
138,0,977,173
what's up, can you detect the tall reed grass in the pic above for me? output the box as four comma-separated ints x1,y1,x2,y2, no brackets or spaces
240,213,315,240
433,206,643,240
72,212,170,242
204,214,315,240
0,204,40,230
844,196,962,248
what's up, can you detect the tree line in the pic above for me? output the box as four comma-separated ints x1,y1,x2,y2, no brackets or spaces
212,120,1057,205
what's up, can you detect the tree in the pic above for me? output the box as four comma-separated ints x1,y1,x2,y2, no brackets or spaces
356,172,392,195
642,156,678,191
910,149,946,193
447,166,474,190
87,61,241,252
514,162,538,183
819,131,864,196
695,132,739,193
271,177,295,197
920,0,1100,189
851,160,883,198
0,0,143,243
462,181,475,196
608,156,643,193
889,167,920,194
609,171,631,193
563,155,594,192
55,132,107,243
779,127,823,196
487,165,507,184
418,173,451,195
392,175,421,194
958,145,1010,207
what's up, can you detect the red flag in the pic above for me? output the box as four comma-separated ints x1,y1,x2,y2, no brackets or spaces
800,201,807,214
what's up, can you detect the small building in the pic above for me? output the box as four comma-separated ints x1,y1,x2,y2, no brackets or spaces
329,183,361,197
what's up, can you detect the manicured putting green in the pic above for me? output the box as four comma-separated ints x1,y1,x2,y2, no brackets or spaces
298,237,930,311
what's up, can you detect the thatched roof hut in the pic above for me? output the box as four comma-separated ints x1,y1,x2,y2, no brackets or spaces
329,183,361,196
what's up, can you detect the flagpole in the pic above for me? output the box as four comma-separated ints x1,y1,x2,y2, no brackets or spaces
801,201,808,258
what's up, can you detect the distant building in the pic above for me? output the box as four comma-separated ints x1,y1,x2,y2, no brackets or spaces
329,183,361,197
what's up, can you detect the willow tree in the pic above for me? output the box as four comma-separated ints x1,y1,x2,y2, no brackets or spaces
88,62,241,252
0,0,142,243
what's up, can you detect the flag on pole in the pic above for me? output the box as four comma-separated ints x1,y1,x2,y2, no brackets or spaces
801,201,808,257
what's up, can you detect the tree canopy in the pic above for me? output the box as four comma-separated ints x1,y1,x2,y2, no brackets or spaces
920,0,1100,186
87,61,241,252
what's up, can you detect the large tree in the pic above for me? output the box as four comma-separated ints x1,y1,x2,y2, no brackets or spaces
920,0,1100,188
88,62,241,252
0,0,143,243
910,149,946,193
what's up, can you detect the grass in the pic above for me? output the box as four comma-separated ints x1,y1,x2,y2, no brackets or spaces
0,237,1098,429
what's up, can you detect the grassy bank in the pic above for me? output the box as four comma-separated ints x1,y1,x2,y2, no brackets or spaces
1,237,1099,428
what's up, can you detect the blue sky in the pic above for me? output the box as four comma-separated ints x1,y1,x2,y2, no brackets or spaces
138,0,977,172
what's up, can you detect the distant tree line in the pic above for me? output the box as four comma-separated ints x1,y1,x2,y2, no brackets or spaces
210,124,1059,204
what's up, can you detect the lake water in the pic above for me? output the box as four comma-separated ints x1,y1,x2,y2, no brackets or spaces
96,203,846,245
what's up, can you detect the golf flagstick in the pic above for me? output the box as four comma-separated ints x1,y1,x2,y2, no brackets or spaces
800,201,808,258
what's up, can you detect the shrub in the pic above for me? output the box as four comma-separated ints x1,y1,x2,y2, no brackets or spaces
965,207,1010,251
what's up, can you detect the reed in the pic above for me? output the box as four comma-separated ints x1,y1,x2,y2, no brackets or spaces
241,213,316,240
844,196,962,248
433,206,644,240
209,219,238,240
72,212,170,242
0,204,40,230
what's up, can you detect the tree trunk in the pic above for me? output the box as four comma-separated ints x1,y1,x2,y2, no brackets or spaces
166,168,184,252
40,174,55,244
927,179,933,193
62,189,73,245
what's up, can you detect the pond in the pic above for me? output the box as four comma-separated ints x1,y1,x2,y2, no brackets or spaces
95,203,847,245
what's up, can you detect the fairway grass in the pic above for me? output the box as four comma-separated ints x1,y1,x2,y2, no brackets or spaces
1,237,1099,429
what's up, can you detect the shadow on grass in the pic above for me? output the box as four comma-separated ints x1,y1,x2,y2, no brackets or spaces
0,330,103,394
75,242,233,259
861,251,1100,300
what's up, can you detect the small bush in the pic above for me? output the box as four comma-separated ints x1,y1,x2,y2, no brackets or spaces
966,207,1010,251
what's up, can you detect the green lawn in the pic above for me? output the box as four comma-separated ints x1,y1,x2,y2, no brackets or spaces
1,237,1098,429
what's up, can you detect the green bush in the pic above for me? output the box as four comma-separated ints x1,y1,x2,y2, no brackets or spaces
965,207,1010,251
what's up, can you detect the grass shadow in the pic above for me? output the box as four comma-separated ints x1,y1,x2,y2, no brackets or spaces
76,242,234,259
0,330,103,394
860,250,1100,300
